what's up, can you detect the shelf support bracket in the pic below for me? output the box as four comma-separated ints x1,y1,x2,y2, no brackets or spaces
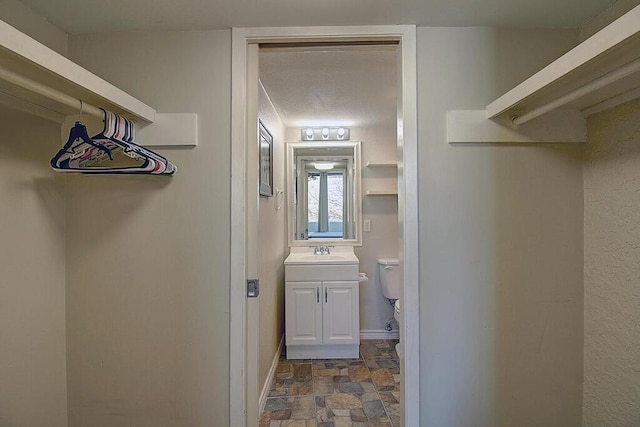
447,110,586,144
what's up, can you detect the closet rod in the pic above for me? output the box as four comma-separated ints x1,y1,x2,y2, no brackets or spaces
511,56,640,126
0,64,103,118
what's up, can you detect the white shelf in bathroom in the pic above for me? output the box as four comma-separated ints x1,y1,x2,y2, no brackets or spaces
366,190,398,196
366,161,398,168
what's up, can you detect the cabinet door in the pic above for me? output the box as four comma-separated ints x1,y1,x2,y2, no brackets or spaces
285,281,322,346
322,281,359,345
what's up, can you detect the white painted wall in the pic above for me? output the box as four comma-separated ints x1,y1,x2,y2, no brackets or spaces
583,98,640,426
0,7,67,426
257,82,288,393
0,109,67,427
0,0,67,55
66,30,231,426
417,27,584,426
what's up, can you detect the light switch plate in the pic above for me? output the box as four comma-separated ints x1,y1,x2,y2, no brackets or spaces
363,220,371,232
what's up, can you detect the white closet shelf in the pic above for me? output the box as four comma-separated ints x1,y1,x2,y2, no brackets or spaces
486,4,640,123
447,4,640,144
0,19,155,123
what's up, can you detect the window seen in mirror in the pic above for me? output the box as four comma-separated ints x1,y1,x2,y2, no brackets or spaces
307,171,344,238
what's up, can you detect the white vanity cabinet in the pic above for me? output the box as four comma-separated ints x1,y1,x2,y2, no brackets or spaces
286,281,359,347
284,251,360,359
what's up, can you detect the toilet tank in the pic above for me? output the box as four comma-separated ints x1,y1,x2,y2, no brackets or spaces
377,258,400,300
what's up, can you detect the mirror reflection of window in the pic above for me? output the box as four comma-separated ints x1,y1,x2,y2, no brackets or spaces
287,141,361,246
307,171,344,238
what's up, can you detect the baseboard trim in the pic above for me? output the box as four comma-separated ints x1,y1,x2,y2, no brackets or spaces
360,329,399,340
286,343,360,359
259,335,285,414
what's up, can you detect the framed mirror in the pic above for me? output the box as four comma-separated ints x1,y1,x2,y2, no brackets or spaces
286,141,362,246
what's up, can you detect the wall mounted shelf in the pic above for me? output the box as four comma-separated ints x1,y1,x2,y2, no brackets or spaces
366,190,398,196
365,161,398,196
0,19,198,146
366,161,398,168
0,19,155,123
448,4,640,144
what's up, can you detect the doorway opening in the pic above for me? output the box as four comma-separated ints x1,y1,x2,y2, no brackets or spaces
230,26,419,427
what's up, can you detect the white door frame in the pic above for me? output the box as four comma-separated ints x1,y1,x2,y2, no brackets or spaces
230,25,419,426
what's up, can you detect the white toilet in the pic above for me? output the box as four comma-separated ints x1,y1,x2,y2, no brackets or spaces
378,258,401,357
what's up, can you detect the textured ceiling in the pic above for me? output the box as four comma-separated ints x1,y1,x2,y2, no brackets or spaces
19,0,615,34
259,46,397,128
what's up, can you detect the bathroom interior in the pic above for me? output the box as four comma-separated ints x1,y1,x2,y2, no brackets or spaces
256,43,403,424
4,0,640,425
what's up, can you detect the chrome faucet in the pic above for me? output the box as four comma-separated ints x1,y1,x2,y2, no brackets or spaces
313,245,331,255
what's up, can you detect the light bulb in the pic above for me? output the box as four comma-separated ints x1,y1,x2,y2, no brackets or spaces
321,127,330,139
305,128,314,139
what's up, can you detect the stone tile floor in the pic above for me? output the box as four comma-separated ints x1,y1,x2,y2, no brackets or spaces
260,339,400,426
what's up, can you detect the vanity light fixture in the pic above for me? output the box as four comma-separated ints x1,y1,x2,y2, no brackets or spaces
313,161,335,171
305,128,314,139
301,127,350,141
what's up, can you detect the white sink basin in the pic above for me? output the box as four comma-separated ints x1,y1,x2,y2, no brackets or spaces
285,250,358,265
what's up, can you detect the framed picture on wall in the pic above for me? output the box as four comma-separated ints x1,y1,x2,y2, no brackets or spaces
259,120,273,197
